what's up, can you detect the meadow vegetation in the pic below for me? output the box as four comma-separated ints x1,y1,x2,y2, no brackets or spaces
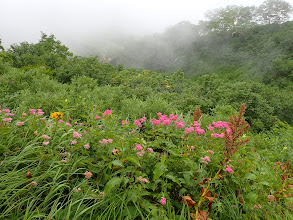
0,4,293,219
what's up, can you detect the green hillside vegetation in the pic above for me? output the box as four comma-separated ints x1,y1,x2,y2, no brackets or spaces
0,1,292,219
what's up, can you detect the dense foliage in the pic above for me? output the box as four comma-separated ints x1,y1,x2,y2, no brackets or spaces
0,4,293,218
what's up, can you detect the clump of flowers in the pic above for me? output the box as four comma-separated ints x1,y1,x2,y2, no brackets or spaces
137,176,149,183
102,109,112,116
51,112,63,120
84,171,92,179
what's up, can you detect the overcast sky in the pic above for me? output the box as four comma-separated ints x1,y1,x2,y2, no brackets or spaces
1,0,292,49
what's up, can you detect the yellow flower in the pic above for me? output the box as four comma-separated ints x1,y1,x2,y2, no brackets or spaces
166,85,171,88
50,112,63,120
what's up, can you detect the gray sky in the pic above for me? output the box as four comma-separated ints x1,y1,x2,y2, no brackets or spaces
0,0,291,49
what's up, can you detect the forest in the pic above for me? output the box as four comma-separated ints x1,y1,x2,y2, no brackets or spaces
0,0,292,219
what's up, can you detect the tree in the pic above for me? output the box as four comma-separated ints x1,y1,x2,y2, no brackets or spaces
204,5,257,32
257,0,293,24
0,39,4,51
7,33,73,69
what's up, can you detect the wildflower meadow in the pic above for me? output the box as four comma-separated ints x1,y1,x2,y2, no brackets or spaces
0,33,292,219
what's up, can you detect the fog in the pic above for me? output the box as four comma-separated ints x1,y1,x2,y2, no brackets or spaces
1,0,268,52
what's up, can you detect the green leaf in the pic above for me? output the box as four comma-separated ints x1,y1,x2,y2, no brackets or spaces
153,162,167,180
166,174,181,186
108,160,123,169
244,173,257,180
104,177,122,194
124,157,141,167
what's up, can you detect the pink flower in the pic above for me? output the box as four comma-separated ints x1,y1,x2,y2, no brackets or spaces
34,131,38,136
190,146,195,150
2,109,10,113
42,135,50,140
160,197,166,205
135,120,142,128
74,187,81,192
16,121,24,126
74,121,78,124
69,118,72,121
31,181,37,186
29,109,37,115
130,131,134,134
112,148,118,153
66,122,72,127
36,111,44,117
169,114,178,120
201,156,211,164
58,120,64,123
224,165,234,174
122,120,129,125
60,152,67,156
208,125,214,131
137,176,149,183
174,121,185,128
93,105,97,108
204,156,211,162
71,140,77,145
151,119,161,125
195,127,205,135
102,109,112,116
83,145,90,149
43,141,49,146
98,125,102,129
84,171,92,179
6,113,14,116
22,113,28,116
147,148,154,153
83,130,87,134
61,158,68,162
73,131,82,139
108,139,113,143
162,119,171,125
207,150,214,154
140,117,147,123
95,115,101,120
135,144,143,151
137,151,145,157
157,112,163,117
2,118,13,122
99,139,108,144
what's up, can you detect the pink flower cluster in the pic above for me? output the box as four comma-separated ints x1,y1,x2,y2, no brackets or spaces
84,171,92,179
160,197,166,205
73,131,82,139
134,117,147,128
29,109,44,117
210,121,232,138
135,144,146,157
151,112,184,128
201,156,211,164
121,120,129,125
185,121,205,135
102,109,112,116
99,139,113,144
224,165,234,173
137,176,149,183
